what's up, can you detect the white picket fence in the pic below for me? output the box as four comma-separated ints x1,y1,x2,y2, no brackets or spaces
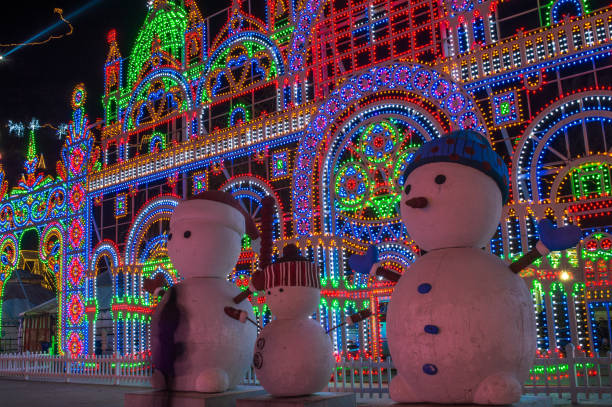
0,353,152,386
523,345,612,403
328,357,393,397
328,345,612,402
3,347,612,402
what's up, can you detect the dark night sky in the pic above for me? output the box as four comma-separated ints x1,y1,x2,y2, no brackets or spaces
0,0,227,186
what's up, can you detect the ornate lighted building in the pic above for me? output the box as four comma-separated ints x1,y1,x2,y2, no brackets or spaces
0,0,611,359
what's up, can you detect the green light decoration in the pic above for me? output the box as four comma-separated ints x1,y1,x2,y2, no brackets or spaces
26,128,37,162
127,0,188,87
241,234,251,249
542,0,590,27
148,131,167,152
208,42,278,76
499,101,511,116
369,194,402,219
582,233,612,261
359,121,403,165
548,251,562,268
205,41,279,101
270,25,294,44
570,163,612,200
333,118,421,221
228,103,251,127
572,282,591,353
334,161,370,211
566,248,579,268
142,257,178,283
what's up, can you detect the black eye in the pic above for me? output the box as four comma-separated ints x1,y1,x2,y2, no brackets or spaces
184,231,191,238
404,184,411,195
267,290,271,295
168,233,173,241
279,288,284,292
435,175,446,185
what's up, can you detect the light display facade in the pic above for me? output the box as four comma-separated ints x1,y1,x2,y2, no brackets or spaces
1,0,612,359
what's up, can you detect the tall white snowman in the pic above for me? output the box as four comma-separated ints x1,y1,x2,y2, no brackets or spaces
248,244,334,397
374,130,580,404
148,191,259,393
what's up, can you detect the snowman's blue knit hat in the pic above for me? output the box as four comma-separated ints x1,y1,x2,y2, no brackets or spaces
404,130,509,203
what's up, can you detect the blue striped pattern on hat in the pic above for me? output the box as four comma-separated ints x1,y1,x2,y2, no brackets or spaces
404,130,509,203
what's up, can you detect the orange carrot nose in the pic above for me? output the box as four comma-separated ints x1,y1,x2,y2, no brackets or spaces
405,197,428,208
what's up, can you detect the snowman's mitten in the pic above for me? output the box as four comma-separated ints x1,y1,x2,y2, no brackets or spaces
537,219,581,254
348,245,378,275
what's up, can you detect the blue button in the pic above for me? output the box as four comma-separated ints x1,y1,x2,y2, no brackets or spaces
423,364,438,375
424,325,439,334
418,283,432,294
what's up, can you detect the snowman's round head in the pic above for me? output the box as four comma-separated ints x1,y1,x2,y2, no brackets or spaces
255,245,321,319
167,191,259,279
266,286,320,319
401,130,508,251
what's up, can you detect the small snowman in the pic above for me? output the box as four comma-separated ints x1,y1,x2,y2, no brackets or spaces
352,130,580,404
145,191,259,393
228,244,369,397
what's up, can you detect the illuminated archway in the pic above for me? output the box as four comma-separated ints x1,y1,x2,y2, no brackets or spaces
293,62,487,237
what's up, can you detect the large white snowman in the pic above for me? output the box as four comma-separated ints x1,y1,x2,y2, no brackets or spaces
374,130,580,404
149,191,259,393
249,244,334,397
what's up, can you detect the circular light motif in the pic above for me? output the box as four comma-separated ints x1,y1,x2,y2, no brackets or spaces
335,162,369,210
393,66,411,86
432,79,450,100
71,84,87,110
314,115,328,132
296,219,310,235
360,121,400,164
340,84,357,103
413,70,432,91
325,98,341,116
586,240,598,251
447,93,466,115
375,67,392,87
295,196,310,214
459,111,477,129
357,74,373,92
601,238,612,250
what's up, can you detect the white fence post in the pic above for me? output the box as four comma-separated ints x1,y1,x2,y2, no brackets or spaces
114,357,121,385
566,344,578,404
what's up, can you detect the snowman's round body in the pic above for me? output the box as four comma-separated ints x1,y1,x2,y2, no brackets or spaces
387,247,535,403
156,196,258,393
389,159,537,404
253,318,334,396
167,277,256,392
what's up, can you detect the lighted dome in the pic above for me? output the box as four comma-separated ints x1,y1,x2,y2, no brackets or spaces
127,0,188,86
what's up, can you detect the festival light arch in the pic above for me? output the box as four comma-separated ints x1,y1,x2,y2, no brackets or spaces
293,62,487,237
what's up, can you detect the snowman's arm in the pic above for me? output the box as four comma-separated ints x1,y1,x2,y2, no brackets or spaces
326,309,373,333
508,242,549,274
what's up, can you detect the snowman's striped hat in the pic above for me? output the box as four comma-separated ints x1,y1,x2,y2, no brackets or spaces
250,244,321,291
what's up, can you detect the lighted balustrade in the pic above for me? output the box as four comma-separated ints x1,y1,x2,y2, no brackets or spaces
88,103,317,192
436,8,612,84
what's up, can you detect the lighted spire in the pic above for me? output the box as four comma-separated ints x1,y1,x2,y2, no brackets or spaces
26,126,38,164
106,29,122,63
185,0,203,29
